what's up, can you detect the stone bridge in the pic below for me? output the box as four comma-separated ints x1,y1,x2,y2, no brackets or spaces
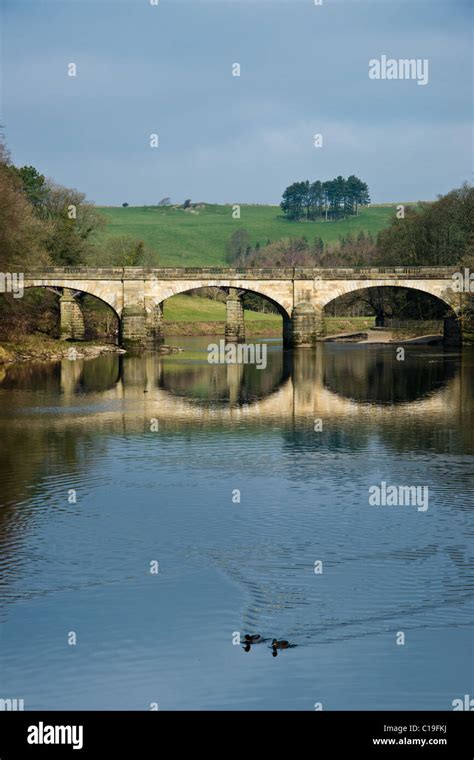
22,266,467,347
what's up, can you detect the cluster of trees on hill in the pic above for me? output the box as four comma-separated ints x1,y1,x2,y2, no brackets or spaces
280,176,370,221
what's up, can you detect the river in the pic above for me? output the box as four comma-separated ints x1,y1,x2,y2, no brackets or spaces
0,339,472,710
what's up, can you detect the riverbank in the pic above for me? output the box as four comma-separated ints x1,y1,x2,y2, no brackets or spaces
164,313,375,337
0,335,125,364
164,320,281,337
2,316,465,365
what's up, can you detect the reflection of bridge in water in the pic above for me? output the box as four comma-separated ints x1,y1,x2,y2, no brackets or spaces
49,345,471,431
0,345,472,545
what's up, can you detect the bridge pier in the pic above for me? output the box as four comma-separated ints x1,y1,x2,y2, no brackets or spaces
146,301,165,345
121,302,165,349
121,306,149,348
225,288,245,343
60,289,85,341
289,303,325,347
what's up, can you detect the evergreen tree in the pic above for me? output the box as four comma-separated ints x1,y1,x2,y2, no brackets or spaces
280,175,370,221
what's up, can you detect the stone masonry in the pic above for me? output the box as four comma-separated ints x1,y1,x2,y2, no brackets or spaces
224,289,245,343
60,288,85,341
25,267,468,348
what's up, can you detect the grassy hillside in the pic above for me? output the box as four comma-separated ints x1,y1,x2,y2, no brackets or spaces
96,203,397,267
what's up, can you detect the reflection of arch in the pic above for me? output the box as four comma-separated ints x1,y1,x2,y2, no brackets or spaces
0,347,462,427
50,355,123,396
157,342,292,405
125,358,458,421
114,347,456,416
321,344,456,405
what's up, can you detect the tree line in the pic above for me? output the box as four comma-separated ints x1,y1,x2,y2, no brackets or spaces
280,175,370,221
228,185,473,269
0,137,155,272
0,133,155,341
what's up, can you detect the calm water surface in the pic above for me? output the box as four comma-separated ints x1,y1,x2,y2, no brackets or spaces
0,339,472,710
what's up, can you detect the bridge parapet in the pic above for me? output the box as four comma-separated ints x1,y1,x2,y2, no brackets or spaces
24,266,461,281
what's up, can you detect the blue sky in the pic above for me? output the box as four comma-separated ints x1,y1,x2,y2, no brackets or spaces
1,0,472,205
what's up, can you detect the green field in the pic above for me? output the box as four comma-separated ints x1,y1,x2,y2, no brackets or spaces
163,295,374,337
163,294,280,335
94,203,397,331
96,203,398,267
163,295,280,323
164,295,375,328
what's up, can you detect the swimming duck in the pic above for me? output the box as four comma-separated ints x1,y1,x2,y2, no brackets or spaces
243,633,263,651
244,634,263,644
271,639,289,649
271,638,289,656
243,634,264,652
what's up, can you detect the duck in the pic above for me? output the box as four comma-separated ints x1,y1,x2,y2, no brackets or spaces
242,633,263,652
271,638,289,656
244,634,263,644
271,638,289,648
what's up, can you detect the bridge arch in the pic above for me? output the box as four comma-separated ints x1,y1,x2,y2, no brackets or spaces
319,282,461,346
317,281,459,314
152,281,292,319
23,280,122,316
157,285,290,318
22,284,121,342
156,284,292,344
